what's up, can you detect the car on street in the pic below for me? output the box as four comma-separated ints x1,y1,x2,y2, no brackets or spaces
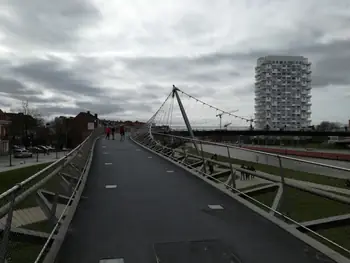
13,149,33,158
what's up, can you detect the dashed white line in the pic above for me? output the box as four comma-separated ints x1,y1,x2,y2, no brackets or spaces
148,156,152,159
100,258,124,262
166,170,174,173
136,149,141,151
102,146,106,148
105,162,112,165
208,204,224,210
105,185,117,189
103,152,109,154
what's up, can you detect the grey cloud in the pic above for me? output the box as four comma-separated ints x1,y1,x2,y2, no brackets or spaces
0,0,100,50
121,56,241,86
195,39,350,90
0,77,51,103
76,101,124,116
139,84,171,99
175,84,217,99
233,84,255,96
37,106,81,116
37,97,153,117
10,59,105,97
0,77,37,95
191,51,264,66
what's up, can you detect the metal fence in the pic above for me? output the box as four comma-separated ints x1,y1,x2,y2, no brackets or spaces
0,147,70,170
131,128,350,261
0,127,103,263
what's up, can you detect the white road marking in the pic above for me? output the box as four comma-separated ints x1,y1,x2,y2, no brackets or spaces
102,146,106,148
208,204,224,210
105,162,112,165
100,258,124,263
103,152,108,154
136,149,141,151
148,156,152,159
105,185,117,189
166,170,174,173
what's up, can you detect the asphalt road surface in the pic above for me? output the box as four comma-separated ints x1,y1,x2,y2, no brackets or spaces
191,144,350,180
57,137,336,263
241,145,350,154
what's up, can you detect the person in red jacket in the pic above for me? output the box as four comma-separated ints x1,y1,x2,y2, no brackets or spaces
105,126,111,140
119,125,125,141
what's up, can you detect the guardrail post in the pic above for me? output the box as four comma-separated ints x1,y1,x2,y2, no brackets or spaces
277,156,285,187
8,150,12,167
0,185,20,263
199,141,207,174
277,156,285,212
226,146,236,189
49,192,59,227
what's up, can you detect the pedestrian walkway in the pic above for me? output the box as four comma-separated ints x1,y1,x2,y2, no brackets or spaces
57,138,335,263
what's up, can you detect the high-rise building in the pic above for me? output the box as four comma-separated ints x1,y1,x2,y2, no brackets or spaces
254,55,312,130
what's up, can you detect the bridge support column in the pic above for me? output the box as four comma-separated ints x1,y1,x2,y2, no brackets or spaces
172,85,199,154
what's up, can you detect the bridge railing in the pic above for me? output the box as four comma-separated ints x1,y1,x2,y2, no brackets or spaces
0,127,103,263
131,129,350,260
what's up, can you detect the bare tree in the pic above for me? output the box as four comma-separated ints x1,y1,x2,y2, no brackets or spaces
9,100,44,145
21,100,42,120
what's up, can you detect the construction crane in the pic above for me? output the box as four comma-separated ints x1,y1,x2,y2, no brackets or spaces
224,122,232,130
216,110,239,130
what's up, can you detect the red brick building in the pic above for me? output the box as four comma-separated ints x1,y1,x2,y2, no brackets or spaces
68,111,99,147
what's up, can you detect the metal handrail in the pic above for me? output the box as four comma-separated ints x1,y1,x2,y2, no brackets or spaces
132,133,350,257
33,135,96,263
0,132,93,201
151,131,350,173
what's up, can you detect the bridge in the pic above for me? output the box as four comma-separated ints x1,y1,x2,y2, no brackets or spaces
0,86,350,263
170,129,350,137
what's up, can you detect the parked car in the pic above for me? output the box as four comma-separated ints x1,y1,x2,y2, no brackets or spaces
12,145,25,151
14,149,33,158
38,145,50,152
27,146,42,153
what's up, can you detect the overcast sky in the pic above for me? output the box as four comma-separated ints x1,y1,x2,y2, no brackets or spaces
0,0,349,126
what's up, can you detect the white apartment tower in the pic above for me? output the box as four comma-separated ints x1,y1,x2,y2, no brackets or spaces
254,56,312,130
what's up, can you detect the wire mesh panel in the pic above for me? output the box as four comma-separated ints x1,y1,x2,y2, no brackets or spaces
0,127,103,263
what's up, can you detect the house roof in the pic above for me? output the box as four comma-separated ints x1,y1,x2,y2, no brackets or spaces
75,111,98,120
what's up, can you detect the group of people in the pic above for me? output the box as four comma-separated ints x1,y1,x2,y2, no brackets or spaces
105,125,125,141
240,164,256,180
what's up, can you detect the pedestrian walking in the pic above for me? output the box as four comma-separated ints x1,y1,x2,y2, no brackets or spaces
111,127,115,140
120,125,125,141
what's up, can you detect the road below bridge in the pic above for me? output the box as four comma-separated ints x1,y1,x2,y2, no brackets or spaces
58,137,336,263
189,144,350,180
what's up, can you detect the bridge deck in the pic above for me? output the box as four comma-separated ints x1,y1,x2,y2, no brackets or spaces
57,138,334,263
